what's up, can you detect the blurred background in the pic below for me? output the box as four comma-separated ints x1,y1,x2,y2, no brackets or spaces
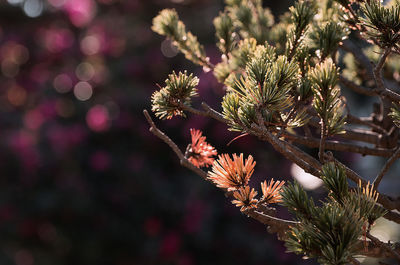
0,0,398,265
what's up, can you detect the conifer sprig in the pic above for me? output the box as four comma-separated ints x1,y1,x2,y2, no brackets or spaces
310,58,346,136
214,12,236,55
152,9,212,68
286,0,316,59
226,0,274,44
361,1,400,51
151,71,199,120
309,21,349,60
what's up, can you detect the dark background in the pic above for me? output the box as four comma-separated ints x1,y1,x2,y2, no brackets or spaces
0,0,397,265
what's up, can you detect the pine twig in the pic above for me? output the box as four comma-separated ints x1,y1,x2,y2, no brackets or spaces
373,48,391,91
373,146,400,189
282,132,396,157
346,114,388,135
319,120,327,162
143,109,208,181
201,102,227,123
339,75,375,97
250,123,321,177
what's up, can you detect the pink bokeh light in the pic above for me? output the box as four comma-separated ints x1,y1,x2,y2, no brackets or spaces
86,105,110,132
63,0,97,27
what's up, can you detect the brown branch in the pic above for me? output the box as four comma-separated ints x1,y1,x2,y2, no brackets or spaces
346,114,388,135
201,102,227,123
373,49,391,92
339,128,382,146
307,110,388,145
373,146,400,189
143,109,208,181
355,238,400,260
282,132,395,157
340,74,400,103
180,103,210,117
366,232,400,262
339,75,375,97
244,208,298,240
250,123,321,177
319,120,327,162
341,40,375,81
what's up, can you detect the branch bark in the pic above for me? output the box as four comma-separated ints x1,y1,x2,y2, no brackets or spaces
373,146,400,189
282,132,396,157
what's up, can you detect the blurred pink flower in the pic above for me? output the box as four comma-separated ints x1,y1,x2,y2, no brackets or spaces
64,0,97,27
38,27,74,53
86,105,110,132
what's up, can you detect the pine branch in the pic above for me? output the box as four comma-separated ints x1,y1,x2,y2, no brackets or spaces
339,129,382,146
282,132,396,157
319,120,327,162
168,103,400,216
250,123,321,177
143,109,294,238
346,114,388,136
373,146,400,189
143,109,209,180
307,112,392,146
323,156,400,223
339,75,375,97
373,48,391,92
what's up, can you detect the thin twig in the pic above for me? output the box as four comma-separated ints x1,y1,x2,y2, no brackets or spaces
250,123,321,177
143,109,209,181
319,120,326,162
373,146,400,189
339,128,382,146
339,75,375,97
340,74,400,104
367,232,400,262
201,102,227,123
373,48,391,91
282,132,396,157
180,103,210,117
347,113,388,135
307,109,389,145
